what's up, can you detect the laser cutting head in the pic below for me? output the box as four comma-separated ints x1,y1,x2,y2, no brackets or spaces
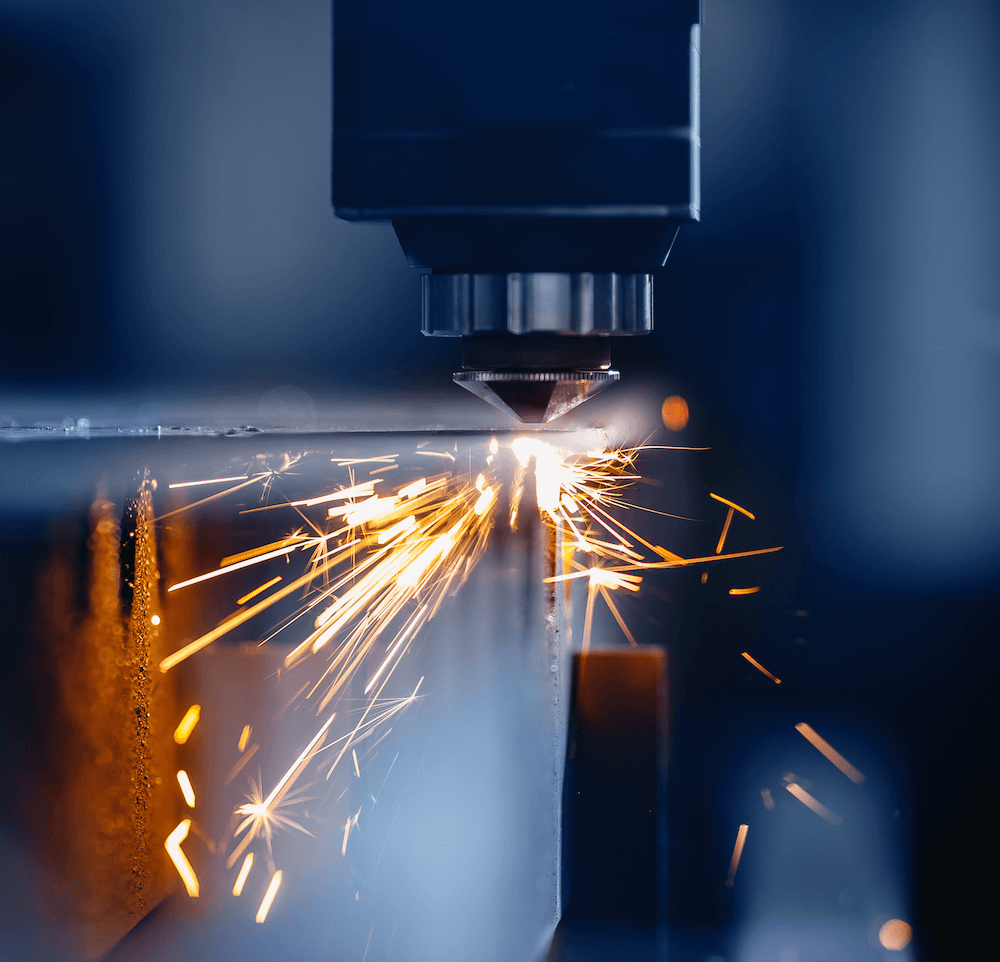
426,271,653,422
333,1,701,422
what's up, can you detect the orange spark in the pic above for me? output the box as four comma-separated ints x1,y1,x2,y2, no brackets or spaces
724,824,749,886
238,724,251,752
232,853,254,897
709,493,756,520
168,475,248,489
741,651,781,684
160,540,362,670
164,819,199,897
398,477,427,499
224,743,259,786
878,920,913,951
173,705,201,744
661,395,689,432
237,576,282,605
795,723,865,784
785,783,843,825
377,515,416,544
761,788,775,811
220,536,310,568
414,450,456,461
715,506,734,554
176,770,196,808
730,586,761,595
167,541,308,593
256,870,282,923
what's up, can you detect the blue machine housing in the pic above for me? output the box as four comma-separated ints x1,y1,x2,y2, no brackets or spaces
334,0,701,274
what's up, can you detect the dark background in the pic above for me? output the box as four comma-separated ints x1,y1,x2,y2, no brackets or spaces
2,1,998,959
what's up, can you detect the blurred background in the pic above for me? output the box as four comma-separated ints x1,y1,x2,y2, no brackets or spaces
2,0,998,959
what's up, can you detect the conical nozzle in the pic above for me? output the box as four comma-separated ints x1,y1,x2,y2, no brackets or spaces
453,370,619,423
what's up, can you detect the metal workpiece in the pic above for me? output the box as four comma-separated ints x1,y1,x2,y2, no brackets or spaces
421,273,653,337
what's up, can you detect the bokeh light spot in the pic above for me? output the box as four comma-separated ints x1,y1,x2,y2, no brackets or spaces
661,395,689,431
879,919,912,951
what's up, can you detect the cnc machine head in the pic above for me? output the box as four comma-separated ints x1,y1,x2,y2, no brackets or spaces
334,1,701,421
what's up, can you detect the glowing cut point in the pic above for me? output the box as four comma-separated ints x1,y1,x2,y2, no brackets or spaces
489,437,499,454
256,870,282,923
176,770,196,808
173,705,201,744
164,819,199,897
511,438,562,513
232,852,254,897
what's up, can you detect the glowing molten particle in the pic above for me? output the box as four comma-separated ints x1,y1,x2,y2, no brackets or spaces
878,919,912,951
661,395,689,431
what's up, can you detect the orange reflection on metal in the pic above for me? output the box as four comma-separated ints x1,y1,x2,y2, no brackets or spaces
724,823,749,887
164,819,199,897
785,782,843,825
795,723,865,784
741,652,781,684
176,770,196,808
173,705,201,744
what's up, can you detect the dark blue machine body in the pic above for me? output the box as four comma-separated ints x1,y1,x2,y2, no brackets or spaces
334,1,701,273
